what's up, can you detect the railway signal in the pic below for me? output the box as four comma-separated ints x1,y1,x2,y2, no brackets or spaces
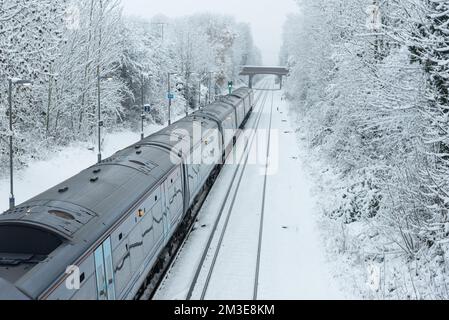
228,81,233,95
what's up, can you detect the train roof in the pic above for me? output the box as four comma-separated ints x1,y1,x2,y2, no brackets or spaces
219,95,243,107
194,102,236,124
0,145,177,241
0,144,180,298
232,87,251,97
141,115,220,153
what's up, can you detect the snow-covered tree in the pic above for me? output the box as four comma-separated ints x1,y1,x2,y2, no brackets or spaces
0,3,260,171
0,0,66,164
282,0,449,298
119,13,261,123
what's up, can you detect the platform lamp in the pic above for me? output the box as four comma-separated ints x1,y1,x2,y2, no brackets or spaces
97,67,113,163
7,78,33,210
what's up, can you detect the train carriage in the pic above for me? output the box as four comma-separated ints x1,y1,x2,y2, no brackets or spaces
232,87,255,111
142,116,222,209
194,102,238,161
220,95,247,128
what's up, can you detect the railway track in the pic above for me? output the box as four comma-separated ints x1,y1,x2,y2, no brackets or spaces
254,88,275,300
138,80,272,300
182,81,275,300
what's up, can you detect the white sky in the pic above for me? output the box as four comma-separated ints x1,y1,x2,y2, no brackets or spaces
121,0,299,65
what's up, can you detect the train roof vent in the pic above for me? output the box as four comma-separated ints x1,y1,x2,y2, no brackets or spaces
58,186,69,194
129,160,146,167
3,206,31,216
90,177,99,183
49,210,75,221
101,154,126,164
128,159,159,175
0,201,97,239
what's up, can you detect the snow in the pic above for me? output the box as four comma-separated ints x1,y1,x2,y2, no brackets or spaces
257,90,345,300
154,87,352,300
280,0,449,299
0,125,163,214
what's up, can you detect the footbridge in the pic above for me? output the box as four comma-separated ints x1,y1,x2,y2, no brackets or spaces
239,66,290,89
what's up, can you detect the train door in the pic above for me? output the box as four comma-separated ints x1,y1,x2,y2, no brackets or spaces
94,237,116,300
181,162,191,217
162,166,184,241
161,178,171,243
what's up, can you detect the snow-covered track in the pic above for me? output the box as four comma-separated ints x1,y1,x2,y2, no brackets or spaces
184,81,274,300
254,89,275,300
146,80,272,300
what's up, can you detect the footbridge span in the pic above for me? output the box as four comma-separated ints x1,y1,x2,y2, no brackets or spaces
239,66,289,89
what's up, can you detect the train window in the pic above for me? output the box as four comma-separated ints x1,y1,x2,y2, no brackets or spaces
103,238,116,300
94,238,116,300
94,246,107,300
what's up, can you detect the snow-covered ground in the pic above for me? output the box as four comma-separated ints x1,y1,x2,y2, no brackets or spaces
257,90,346,299
154,87,352,300
0,125,163,213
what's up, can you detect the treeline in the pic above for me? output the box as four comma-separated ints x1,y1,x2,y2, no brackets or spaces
282,0,449,298
0,0,261,167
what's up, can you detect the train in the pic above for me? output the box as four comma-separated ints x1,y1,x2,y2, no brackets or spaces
0,87,255,300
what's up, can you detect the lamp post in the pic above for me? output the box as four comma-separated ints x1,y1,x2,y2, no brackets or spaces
97,67,113,163
198,80,202,110
206,71,219,104
167,72,177,126
185,72,190,117
141,74,145,140
198,73,210,110
151,22,167,41
141,74,152,140
185,71,199,116
190,72,210,110
208,71,212,104
8,78,32,210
